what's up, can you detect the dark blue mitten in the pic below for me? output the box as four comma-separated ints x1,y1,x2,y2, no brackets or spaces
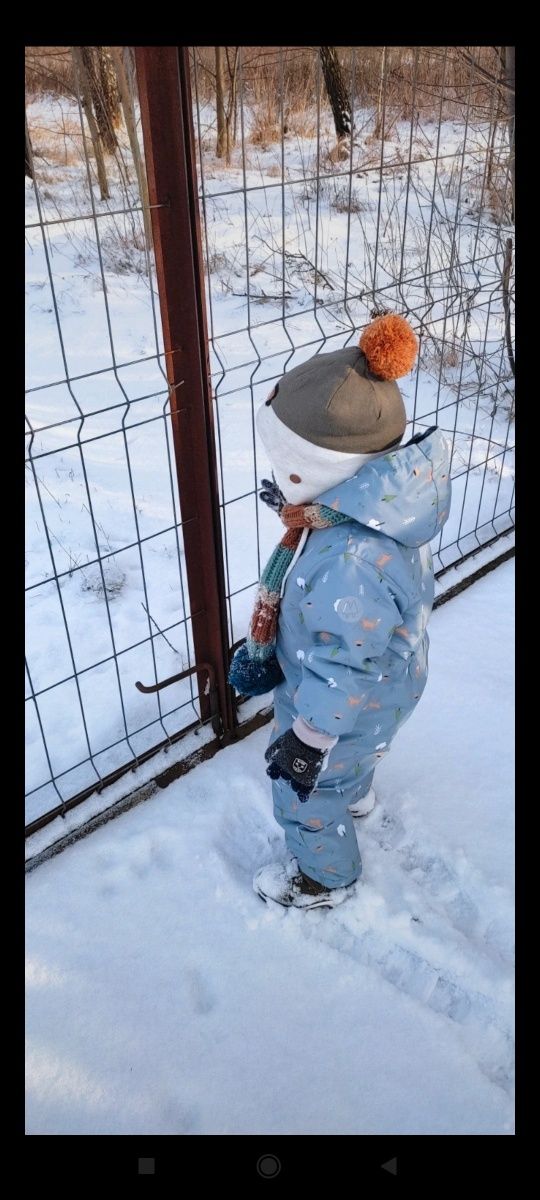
228,643,284,696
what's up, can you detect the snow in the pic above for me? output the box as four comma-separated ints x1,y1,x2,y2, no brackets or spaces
26,95,514,824
25,560,514,1135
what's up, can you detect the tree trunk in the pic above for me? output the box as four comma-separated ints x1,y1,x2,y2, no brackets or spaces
502,237,515,379
215,47,227,158
319,47,352,142
120,45,137,100
486,116,498,190
25,126,33,179
72,46,110,199
224,47,239,164
97,48,122,143
80,46,119,154
374,47,387,139
110,46,152,250
505,46,515,222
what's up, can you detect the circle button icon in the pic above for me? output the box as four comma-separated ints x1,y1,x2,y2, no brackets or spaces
256,1154,281,1178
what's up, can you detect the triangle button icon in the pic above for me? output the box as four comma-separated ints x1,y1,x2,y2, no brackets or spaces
381,1158,398,1175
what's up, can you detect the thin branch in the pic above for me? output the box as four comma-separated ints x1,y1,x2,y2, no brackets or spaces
454,47,515,92
502,238,515,378
141,603,180,655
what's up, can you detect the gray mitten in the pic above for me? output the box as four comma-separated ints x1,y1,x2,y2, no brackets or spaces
265,728,325,801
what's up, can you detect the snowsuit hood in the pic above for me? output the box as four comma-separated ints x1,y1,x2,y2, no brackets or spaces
315,426,451,549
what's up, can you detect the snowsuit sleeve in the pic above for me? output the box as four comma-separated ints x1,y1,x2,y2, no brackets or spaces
293,557,402,737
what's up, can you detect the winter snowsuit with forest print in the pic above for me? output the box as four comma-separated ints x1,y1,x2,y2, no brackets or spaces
267,426,451,888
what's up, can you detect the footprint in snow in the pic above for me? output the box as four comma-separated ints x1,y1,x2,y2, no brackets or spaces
369,808,407,850
398,843,480,935
149,832,176,870
187,966,217,1015
484,917,515,966
215,801,281,880
158,1094,200,1133
363,812,512,955
97,868,126,898
308,915,514,1092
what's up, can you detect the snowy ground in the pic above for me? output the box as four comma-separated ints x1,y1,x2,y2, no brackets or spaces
25,93,514,822
25,559,514,1135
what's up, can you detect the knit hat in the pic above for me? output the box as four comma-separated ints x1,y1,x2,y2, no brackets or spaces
269,313,418,454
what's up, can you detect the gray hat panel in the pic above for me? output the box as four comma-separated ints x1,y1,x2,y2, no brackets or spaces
271,345,407,453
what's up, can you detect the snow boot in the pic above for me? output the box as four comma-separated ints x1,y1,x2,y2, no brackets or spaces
348,785,377,818
253,860,353,909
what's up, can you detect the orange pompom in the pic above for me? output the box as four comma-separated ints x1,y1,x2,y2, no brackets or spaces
359,313,418,380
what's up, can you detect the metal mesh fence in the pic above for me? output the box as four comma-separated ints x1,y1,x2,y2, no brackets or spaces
192,46,515,651
25,50,203,828
25,46,514,832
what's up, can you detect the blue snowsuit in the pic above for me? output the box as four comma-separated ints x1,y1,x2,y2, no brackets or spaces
268,427,452,888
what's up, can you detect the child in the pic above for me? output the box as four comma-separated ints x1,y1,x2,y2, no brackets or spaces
229,314,451,909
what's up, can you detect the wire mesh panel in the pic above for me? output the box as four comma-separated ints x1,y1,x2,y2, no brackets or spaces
191,46,515,657
25,48,205,827
25,45,515,832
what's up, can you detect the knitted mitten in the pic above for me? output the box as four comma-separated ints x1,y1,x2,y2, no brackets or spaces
265,729,326,801
228,643,284,696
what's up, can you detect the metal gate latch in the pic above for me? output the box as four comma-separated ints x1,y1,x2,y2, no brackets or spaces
135,662,222,737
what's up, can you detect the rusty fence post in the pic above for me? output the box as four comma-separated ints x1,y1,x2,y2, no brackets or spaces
135,46,236,740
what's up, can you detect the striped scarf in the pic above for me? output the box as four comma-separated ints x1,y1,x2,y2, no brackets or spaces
247,501,348,662
228,499,348,696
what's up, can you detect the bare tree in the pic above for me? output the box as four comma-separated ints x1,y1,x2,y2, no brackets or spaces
214,46,239,162
319,47,352,146
98,48,122,147
225,47,240,160
374,47,387,139
502,237,515,381
486,113,499,191
110,46,152,249
215,47,227,157
453,46,514,221
505,46,515,221
72,46,110,199
80,47,120,154
25,127,33,179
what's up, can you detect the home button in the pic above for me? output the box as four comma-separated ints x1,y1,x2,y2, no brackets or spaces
257,1154,281,1178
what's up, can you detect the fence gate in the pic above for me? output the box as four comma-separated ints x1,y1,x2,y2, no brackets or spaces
25,46,235,834
25,45,514,835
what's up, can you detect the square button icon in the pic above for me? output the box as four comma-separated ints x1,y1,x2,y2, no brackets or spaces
138,1158,155,1175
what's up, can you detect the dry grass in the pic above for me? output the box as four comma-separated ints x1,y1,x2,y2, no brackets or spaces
193,46,508,129
29,124,84,169
439,344,461,369
487,180,513,225
249,109,282,148
27,47,508,134
25,47,75,96
285,110,317,139
98,227,148,276
27,104,134,188
204,246,232,274
330,184,369,214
